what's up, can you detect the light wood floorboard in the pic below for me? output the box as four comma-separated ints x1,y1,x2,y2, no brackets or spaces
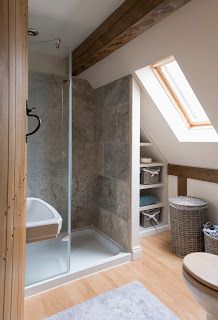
24,231,205,320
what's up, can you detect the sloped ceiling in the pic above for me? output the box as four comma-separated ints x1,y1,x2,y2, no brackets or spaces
81,0,218,169
140,89,218,169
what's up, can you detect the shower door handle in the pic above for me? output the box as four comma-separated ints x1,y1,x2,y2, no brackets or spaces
26,101,41,140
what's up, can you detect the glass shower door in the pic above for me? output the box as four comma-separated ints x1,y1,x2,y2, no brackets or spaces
25,45,72,286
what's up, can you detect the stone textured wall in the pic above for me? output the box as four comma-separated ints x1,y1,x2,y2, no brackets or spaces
94,76,131,249
72,78,100,229
28,72,69,230
28,73,131,249
72,76,131,249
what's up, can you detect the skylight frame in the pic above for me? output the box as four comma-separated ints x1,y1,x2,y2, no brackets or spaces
152,56,212,129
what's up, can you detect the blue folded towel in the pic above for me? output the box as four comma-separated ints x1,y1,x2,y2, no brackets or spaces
140,195,158,207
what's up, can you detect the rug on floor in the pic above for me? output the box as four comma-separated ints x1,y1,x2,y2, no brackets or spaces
46,282,179,320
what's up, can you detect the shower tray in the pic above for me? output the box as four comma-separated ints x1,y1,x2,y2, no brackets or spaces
25,227,131,297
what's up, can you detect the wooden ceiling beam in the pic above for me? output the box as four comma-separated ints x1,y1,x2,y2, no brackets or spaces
168,164,218,184
72,0,190,75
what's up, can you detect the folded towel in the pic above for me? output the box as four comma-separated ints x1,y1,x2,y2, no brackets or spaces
140,195,158,207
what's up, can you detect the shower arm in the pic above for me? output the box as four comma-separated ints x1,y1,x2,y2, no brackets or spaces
29,38,61,49
26,100,41,141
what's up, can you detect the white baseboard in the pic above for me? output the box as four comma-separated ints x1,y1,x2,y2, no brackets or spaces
131,245,143,260
140,224,169,237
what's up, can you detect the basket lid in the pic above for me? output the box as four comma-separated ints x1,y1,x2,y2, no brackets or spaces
183,252,218,291
169,196,207,209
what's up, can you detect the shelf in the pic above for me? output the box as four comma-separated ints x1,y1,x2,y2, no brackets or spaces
140,183,164,190
139,202,164,211
140,142,152,147
140,162,165,168
139,223,169,237
139,130,168,238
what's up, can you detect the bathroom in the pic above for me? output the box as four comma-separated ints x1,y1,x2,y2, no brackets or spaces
25,2,218,312
2,1,218,319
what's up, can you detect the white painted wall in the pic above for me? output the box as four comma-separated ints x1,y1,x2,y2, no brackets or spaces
168,175,218,224
140,89,218,169
188,179,218,224
81,0,218,224
29,50,67,75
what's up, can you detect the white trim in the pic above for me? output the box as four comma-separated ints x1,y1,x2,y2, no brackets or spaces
139,202,165,211
140,224,169,237
130,78,141,256
140,162,165,168
140,142,152,146
140,183,164,190
131,246,143,260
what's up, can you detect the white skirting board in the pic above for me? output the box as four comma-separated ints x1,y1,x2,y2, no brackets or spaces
139,224,169,237
131,246,143,260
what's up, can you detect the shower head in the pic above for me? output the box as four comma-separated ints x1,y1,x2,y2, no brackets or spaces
28,27,61,49
28,28,39,36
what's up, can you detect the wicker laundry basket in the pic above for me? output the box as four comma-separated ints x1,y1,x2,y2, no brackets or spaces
169,196,208,257
204,232,218,255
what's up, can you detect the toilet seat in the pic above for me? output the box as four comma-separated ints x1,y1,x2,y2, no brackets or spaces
183,252,218,292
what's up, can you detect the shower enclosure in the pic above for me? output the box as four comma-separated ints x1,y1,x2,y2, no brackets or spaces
25,40,132,296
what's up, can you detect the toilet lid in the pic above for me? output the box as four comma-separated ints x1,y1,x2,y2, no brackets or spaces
183,253,218,291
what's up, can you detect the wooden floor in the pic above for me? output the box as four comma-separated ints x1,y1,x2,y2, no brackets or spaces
24,231,205,320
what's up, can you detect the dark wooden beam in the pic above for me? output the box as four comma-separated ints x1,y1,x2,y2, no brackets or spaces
72,0,191,75
178,177,187,196
168,164,218,184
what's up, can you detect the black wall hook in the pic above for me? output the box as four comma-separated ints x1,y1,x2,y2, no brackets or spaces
26,100,41,142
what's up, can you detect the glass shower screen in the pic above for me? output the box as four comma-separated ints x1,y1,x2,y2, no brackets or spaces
25,42,72,286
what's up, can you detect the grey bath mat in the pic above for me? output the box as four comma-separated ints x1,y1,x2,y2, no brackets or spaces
47,282,179,320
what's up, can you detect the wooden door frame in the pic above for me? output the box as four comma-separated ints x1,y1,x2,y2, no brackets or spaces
0,0,28,319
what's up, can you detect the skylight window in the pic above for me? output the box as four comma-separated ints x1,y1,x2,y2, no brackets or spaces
152,57,211,128
135,57,218,142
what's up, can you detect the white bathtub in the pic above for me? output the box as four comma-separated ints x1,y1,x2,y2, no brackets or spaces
26,197,62,243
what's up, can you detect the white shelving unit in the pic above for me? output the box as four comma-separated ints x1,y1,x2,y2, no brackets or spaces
140,162,165,168
140,183,164,190
139,202,164,211
139,131,169,237
140,142,152,147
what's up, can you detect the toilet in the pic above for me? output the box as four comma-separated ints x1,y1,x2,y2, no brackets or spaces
183,252,218,320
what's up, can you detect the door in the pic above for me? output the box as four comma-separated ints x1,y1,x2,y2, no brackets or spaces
0,0,28,319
